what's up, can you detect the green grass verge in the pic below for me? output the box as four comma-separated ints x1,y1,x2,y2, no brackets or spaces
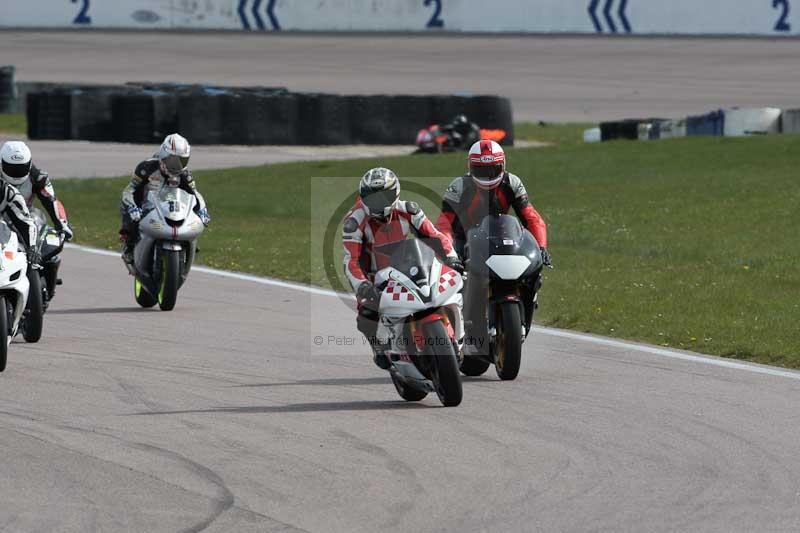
515,122,594,146
0,114,27,135
54,126,800,368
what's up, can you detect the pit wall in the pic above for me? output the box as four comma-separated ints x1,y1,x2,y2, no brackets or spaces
2,1,798,36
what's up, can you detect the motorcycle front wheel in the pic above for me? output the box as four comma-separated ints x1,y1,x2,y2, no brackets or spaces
22,271,44,343
495,301,522,381
157,250,181,311
0,295,9,371
424,320,463,407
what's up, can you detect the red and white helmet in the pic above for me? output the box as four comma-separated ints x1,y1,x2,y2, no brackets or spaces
158,133,191,178
468,140,505,190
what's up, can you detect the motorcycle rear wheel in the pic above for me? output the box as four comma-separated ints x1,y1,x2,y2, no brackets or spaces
460,356,491,377
425,320,463,407
391,373,427,402
134,278,157,308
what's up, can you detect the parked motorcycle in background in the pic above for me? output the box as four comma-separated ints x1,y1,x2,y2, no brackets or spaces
0,220,31,371
461,214,544,380
126,184,205,311
415,124,508,154
369,239,464,407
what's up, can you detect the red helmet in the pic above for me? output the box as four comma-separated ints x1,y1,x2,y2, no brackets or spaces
468,140,505,190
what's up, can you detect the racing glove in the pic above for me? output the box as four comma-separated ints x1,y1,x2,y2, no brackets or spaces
128,206,142,223
541,248,553,268
443,255,464,273
356,281,380,305
198,208,211,227
27,249,42,269
61,223,74,242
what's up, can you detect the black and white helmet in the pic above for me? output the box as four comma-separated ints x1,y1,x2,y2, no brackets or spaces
0,141,32,187
358,167,400,220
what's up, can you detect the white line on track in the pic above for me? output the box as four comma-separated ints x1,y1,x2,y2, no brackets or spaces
67,243,800,382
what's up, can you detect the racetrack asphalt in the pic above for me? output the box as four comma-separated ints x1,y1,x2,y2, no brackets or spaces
1,31,800,532
0,246,798,532
4,31,800,122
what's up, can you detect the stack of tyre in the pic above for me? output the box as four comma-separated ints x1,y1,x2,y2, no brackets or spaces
25,83,514,146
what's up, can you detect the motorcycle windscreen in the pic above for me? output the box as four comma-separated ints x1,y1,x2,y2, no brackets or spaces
157,187,193,221
387,239,436,287
478,214,523,242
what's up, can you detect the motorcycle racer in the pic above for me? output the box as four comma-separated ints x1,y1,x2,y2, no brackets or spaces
0,141,72,243
435,140,550,264
343,167,462,369
435,139,551,334
119,133,210,264
440,114,480,150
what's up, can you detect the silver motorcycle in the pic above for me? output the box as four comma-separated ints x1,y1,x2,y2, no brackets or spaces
125,185,205,311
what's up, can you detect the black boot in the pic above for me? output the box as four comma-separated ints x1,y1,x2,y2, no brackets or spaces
121,242,135,265
370,339,391,370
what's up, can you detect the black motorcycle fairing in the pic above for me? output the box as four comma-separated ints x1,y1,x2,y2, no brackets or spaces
462,215,544,359
466,214,543,280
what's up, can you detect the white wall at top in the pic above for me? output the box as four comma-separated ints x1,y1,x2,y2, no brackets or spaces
1,0,798,36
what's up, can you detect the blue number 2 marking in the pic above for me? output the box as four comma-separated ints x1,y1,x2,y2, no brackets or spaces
424,0,444,28
71,0,92,25
774,0,791,32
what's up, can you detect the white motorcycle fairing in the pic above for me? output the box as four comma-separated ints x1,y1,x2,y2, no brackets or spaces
131,186,205,295
0,223,29,342
373,255,464,390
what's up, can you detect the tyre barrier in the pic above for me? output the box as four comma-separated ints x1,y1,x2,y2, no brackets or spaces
27,91,72,140
599,120,641,141
70,88,121,141
297,93,352,145
0,66,15,114
26,84,514,146
780,109,800,134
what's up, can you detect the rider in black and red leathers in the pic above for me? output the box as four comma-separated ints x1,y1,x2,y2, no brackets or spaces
435,140,551,333
435,140,549,258
343,167,462,369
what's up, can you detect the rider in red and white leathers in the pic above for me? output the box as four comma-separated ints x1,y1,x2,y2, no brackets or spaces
343,167,462,369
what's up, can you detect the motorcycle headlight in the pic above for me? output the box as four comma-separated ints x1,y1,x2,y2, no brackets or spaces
485,255,531,280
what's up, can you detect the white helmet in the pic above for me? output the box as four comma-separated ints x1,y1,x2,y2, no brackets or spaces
158,133,191,177
359,167,400,220
468,140,506,190
0,141,32,186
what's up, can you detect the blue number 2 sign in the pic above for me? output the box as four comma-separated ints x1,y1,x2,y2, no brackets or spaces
774,0,791,32
71,0,92,25
424,0,444,28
